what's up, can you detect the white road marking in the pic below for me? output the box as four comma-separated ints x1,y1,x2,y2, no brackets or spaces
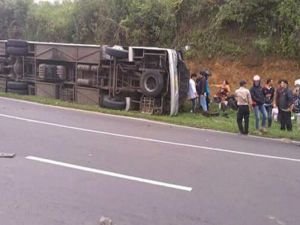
26,156,192,192
1,113,300,163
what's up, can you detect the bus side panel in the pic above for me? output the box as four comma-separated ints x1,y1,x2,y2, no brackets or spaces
35,44,77,62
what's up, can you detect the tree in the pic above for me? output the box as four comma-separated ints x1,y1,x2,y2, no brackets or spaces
25,0,74,42
71,0,127,45
120,0,178,46
0,0,32,39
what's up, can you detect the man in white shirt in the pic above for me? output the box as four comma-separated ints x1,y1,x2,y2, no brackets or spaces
188,73,198,113
235,80,253,135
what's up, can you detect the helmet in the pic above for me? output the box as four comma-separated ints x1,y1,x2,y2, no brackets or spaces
253,75,261,81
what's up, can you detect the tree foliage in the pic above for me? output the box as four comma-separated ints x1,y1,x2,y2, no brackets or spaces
0,0,31,39
26,0,74,42
1,0,300,58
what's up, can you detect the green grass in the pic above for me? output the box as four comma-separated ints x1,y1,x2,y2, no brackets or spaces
0,92,299,141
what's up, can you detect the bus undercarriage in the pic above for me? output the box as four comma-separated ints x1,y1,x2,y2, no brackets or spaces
0,40,189,116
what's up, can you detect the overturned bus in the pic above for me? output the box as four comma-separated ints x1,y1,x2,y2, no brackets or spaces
0,39,189,116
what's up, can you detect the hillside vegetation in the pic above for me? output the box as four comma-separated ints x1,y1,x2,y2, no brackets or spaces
1,0,300,86
1,0,300,58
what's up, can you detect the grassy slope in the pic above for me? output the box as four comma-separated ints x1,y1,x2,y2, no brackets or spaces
0,92,299,141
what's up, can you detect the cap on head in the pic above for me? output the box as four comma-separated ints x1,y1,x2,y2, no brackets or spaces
253,75,261,81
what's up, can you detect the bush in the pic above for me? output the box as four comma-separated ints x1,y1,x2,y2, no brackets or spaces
253,38,273,55
1,0,300,59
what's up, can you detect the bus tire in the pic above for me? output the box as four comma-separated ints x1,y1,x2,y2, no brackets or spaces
7,88,28,95
140,70,164,97
7,39,28,48
101,95,126,110
7,47,28,56
7,81,28,90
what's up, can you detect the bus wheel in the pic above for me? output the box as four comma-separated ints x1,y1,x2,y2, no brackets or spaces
140,70,164,97
101,95,126,110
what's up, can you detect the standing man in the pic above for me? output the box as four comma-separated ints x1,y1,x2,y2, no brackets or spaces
188,73,198,113
250,75,268,133
276,80,294,131
263,78,275,127
274,80,284,124
235,80,252,135
196,71,208,112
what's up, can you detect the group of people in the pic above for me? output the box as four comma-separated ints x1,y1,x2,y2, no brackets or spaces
188,71,300,135
189,71,234,115
236,76,300,134
188,71,211,114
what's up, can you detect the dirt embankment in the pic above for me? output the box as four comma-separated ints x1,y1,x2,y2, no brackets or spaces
188,57,300,94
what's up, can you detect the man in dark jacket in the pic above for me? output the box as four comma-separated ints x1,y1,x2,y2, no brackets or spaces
276,80,294,131
196,71,208,112
262,78,275,127
274,80,283,124
250,75,267,133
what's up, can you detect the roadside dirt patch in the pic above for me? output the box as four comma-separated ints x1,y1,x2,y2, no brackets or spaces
188,57,300,94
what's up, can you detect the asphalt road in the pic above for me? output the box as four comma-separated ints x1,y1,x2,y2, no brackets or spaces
0,97,299,225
